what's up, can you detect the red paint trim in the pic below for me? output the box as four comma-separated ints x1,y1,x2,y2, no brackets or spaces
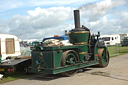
95,55,98,56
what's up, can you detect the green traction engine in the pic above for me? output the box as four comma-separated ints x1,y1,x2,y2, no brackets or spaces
30,10,109,76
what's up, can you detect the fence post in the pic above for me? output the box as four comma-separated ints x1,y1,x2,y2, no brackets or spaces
115,43,118,56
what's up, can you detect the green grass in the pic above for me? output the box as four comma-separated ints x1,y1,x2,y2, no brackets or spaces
0,72,32,84
108,45,128,58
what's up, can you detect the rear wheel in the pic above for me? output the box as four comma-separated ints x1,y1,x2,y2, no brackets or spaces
61,50,79,77
98,49,109,67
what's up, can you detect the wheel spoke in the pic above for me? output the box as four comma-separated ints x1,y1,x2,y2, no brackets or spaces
66,61,70,64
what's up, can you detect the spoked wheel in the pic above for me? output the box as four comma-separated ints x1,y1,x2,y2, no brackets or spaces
24,67,30,75
98,49,109,67
61,50,79,77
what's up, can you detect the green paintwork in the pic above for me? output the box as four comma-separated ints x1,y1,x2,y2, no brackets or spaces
43,45,88,63
67,31,89,44
0,57,1,64
100,48,109,67
39,60,99,74
94,42,99,60
78,45,88,52
31,43,103,74
31,50,63,72
78,45,88,62
31,51,41,73
53,51,62,67
30,31,109,75
43,45,80,51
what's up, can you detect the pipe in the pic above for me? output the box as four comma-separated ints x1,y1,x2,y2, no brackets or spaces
74,10,80,28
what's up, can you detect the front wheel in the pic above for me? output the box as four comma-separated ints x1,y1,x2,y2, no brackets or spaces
98,48,109,67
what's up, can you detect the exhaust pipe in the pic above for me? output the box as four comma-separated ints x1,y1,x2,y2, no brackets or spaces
74,10,80,28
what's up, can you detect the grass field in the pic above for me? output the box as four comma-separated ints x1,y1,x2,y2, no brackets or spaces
1,45,128,83
108,45,128,57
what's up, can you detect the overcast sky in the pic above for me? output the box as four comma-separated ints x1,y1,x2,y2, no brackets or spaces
0,0,128,39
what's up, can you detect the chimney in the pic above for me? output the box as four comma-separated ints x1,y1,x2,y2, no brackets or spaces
74,10,80,28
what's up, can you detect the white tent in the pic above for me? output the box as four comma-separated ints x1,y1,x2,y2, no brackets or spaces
0,34,21,60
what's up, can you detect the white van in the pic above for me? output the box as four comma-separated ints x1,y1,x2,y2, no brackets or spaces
100,34,120,46
0,34,21,60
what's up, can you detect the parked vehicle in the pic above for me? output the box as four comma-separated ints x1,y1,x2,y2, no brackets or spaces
121,36,128,46
100,35,120,46
0,34,21,62
43,35,68,42
0,34,31,74
32,41,42,46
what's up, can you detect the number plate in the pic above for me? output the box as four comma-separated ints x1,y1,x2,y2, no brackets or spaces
0,69,4,71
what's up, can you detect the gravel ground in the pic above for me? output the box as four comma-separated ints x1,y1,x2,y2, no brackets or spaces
1,54,128,85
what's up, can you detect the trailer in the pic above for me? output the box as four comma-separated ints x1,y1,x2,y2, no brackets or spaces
0,34,21,61
0,57,31,73
30,10,109,77
0,34,31,74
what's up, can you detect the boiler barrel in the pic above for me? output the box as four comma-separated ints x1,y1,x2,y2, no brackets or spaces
67,31,89,45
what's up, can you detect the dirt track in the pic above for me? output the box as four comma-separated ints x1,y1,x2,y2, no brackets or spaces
1,54,128,85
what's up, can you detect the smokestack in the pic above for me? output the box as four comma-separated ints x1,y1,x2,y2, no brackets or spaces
74,10,80,28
